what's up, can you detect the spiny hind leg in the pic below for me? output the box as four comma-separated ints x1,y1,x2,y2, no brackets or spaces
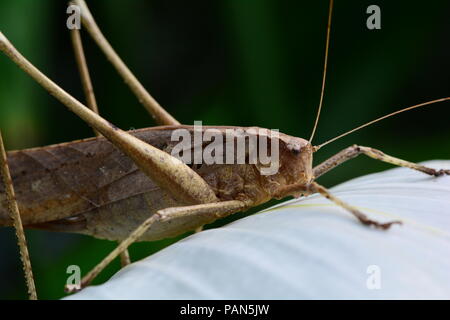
0,131,37,299
313,144,450,179
67,200,250,292
274,182,401,229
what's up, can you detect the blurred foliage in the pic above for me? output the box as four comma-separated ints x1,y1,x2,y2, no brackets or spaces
0,0,449,299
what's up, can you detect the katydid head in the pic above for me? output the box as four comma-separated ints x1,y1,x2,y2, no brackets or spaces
233,133,314,205
271,134,314,186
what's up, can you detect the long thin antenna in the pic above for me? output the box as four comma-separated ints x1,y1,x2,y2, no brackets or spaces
308,0,334,143
316,97,450,150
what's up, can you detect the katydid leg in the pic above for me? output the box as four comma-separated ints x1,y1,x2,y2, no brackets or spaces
274,181,401,229
313,145,450,179
68,200,250,292
0,131,37,299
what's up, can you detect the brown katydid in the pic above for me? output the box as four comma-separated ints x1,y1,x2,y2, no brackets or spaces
0,0,449,299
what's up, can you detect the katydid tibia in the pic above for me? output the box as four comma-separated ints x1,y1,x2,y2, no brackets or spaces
0,0,449,298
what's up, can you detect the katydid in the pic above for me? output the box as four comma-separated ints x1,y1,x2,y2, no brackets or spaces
0,0,449,297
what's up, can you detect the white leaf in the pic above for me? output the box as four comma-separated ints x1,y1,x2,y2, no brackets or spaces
67,160,450,299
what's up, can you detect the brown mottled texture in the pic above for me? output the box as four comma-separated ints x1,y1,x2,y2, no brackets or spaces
0,126,312,241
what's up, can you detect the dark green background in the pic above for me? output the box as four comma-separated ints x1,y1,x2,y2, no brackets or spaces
0,0,449,299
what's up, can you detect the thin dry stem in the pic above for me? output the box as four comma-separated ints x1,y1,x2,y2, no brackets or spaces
72,0,180,126
0,131,37,300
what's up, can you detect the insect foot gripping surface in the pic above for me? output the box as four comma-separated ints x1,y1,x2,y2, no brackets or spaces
309,182,403,230
273,181,402,230
434,169,450,177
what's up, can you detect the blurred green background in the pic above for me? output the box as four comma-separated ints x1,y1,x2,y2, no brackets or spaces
0,0,449,299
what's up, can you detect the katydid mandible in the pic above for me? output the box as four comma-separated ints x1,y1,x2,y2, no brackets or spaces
0,0,449,297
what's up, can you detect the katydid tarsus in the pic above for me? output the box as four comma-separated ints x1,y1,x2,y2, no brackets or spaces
0,0,449,298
